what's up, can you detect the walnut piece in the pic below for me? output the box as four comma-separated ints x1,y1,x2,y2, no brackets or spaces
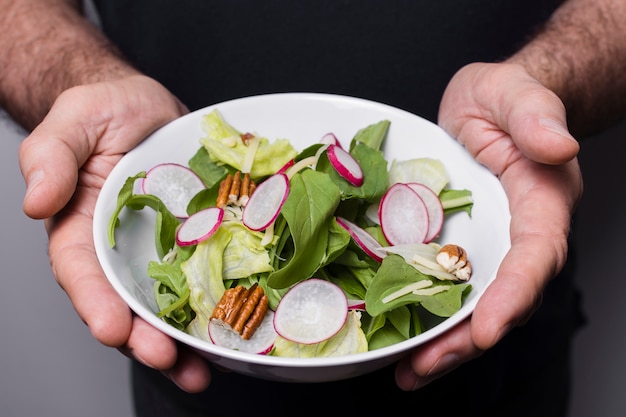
435,244,472,281
210,283,268,340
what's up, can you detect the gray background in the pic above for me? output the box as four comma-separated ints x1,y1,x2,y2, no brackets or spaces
2,109,626,417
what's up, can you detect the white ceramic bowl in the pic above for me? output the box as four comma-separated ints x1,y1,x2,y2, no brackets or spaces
93,93,510,383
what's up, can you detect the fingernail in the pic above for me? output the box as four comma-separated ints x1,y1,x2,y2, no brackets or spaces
427,353,460,375
539,118,577,142
24,170,44,200
412,374,435,390
494,323,513,345
127,348,152,369
411,353,459,391
162,370,184,390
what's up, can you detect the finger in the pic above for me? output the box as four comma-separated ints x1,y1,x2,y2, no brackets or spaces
395,319,482,390
470,160,579,349
119,318,211,393
469,240,547,349
20,85,110,219
121,316,179,370
163,347,212,393
20,119,84,219
46,190,134,347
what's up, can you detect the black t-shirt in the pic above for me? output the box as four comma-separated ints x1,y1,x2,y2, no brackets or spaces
93,0,563,122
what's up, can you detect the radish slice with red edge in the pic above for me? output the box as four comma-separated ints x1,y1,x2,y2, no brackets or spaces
242,173,289,231
406,182,444,243
320,132,342,148
326,144,364,187
276,159,295,174
208,310,277,354
347,299,366,311
176,207,224,246
336,216,385,262
142,163,206,218
379,183,429,245
273,279,348,345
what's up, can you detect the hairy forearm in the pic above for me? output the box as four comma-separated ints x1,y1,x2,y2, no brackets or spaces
0,0,139,130
507,0,626,138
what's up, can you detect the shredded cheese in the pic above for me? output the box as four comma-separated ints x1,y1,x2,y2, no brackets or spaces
241,135,260,174
286,155,318,179
412,253,445,271
413,285,449,296
382,280,433,304
260,222,274,246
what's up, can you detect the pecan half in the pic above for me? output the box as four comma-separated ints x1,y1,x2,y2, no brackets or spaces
210,283,269,339
216,171,256,208
240,132,255,145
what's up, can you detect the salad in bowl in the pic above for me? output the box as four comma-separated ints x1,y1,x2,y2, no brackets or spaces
94,93,510,382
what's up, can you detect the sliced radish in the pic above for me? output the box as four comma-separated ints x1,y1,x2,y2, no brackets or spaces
379,183,429,245
277,159,295,174
326,144,364,187
347,299,366,311
242,173,289,231
142,163,206,218
336,216,385,262
176,207,224,246
406,183,444,243
320,132,342,147
208,310,277,354
273,279,348,345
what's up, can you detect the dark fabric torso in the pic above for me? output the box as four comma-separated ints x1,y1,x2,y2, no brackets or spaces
93,0,564,122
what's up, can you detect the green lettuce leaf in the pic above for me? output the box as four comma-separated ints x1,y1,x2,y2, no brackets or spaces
182,227,231,341
221,222,273,279
200,109,297,178
272,311,368,357
388,157,449,195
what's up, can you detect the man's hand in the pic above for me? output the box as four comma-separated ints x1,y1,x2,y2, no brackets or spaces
19,75,212,392
395,63,582,390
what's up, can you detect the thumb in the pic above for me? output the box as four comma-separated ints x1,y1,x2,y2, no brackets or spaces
19,110,88,219
506,85,580,165
440,63,580,166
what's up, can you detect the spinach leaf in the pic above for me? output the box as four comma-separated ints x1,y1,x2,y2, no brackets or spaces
418,283,472,317
366,322,406,350
267,169,341,289
365,255,472,318
350,119,390,152
317,142,389,202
